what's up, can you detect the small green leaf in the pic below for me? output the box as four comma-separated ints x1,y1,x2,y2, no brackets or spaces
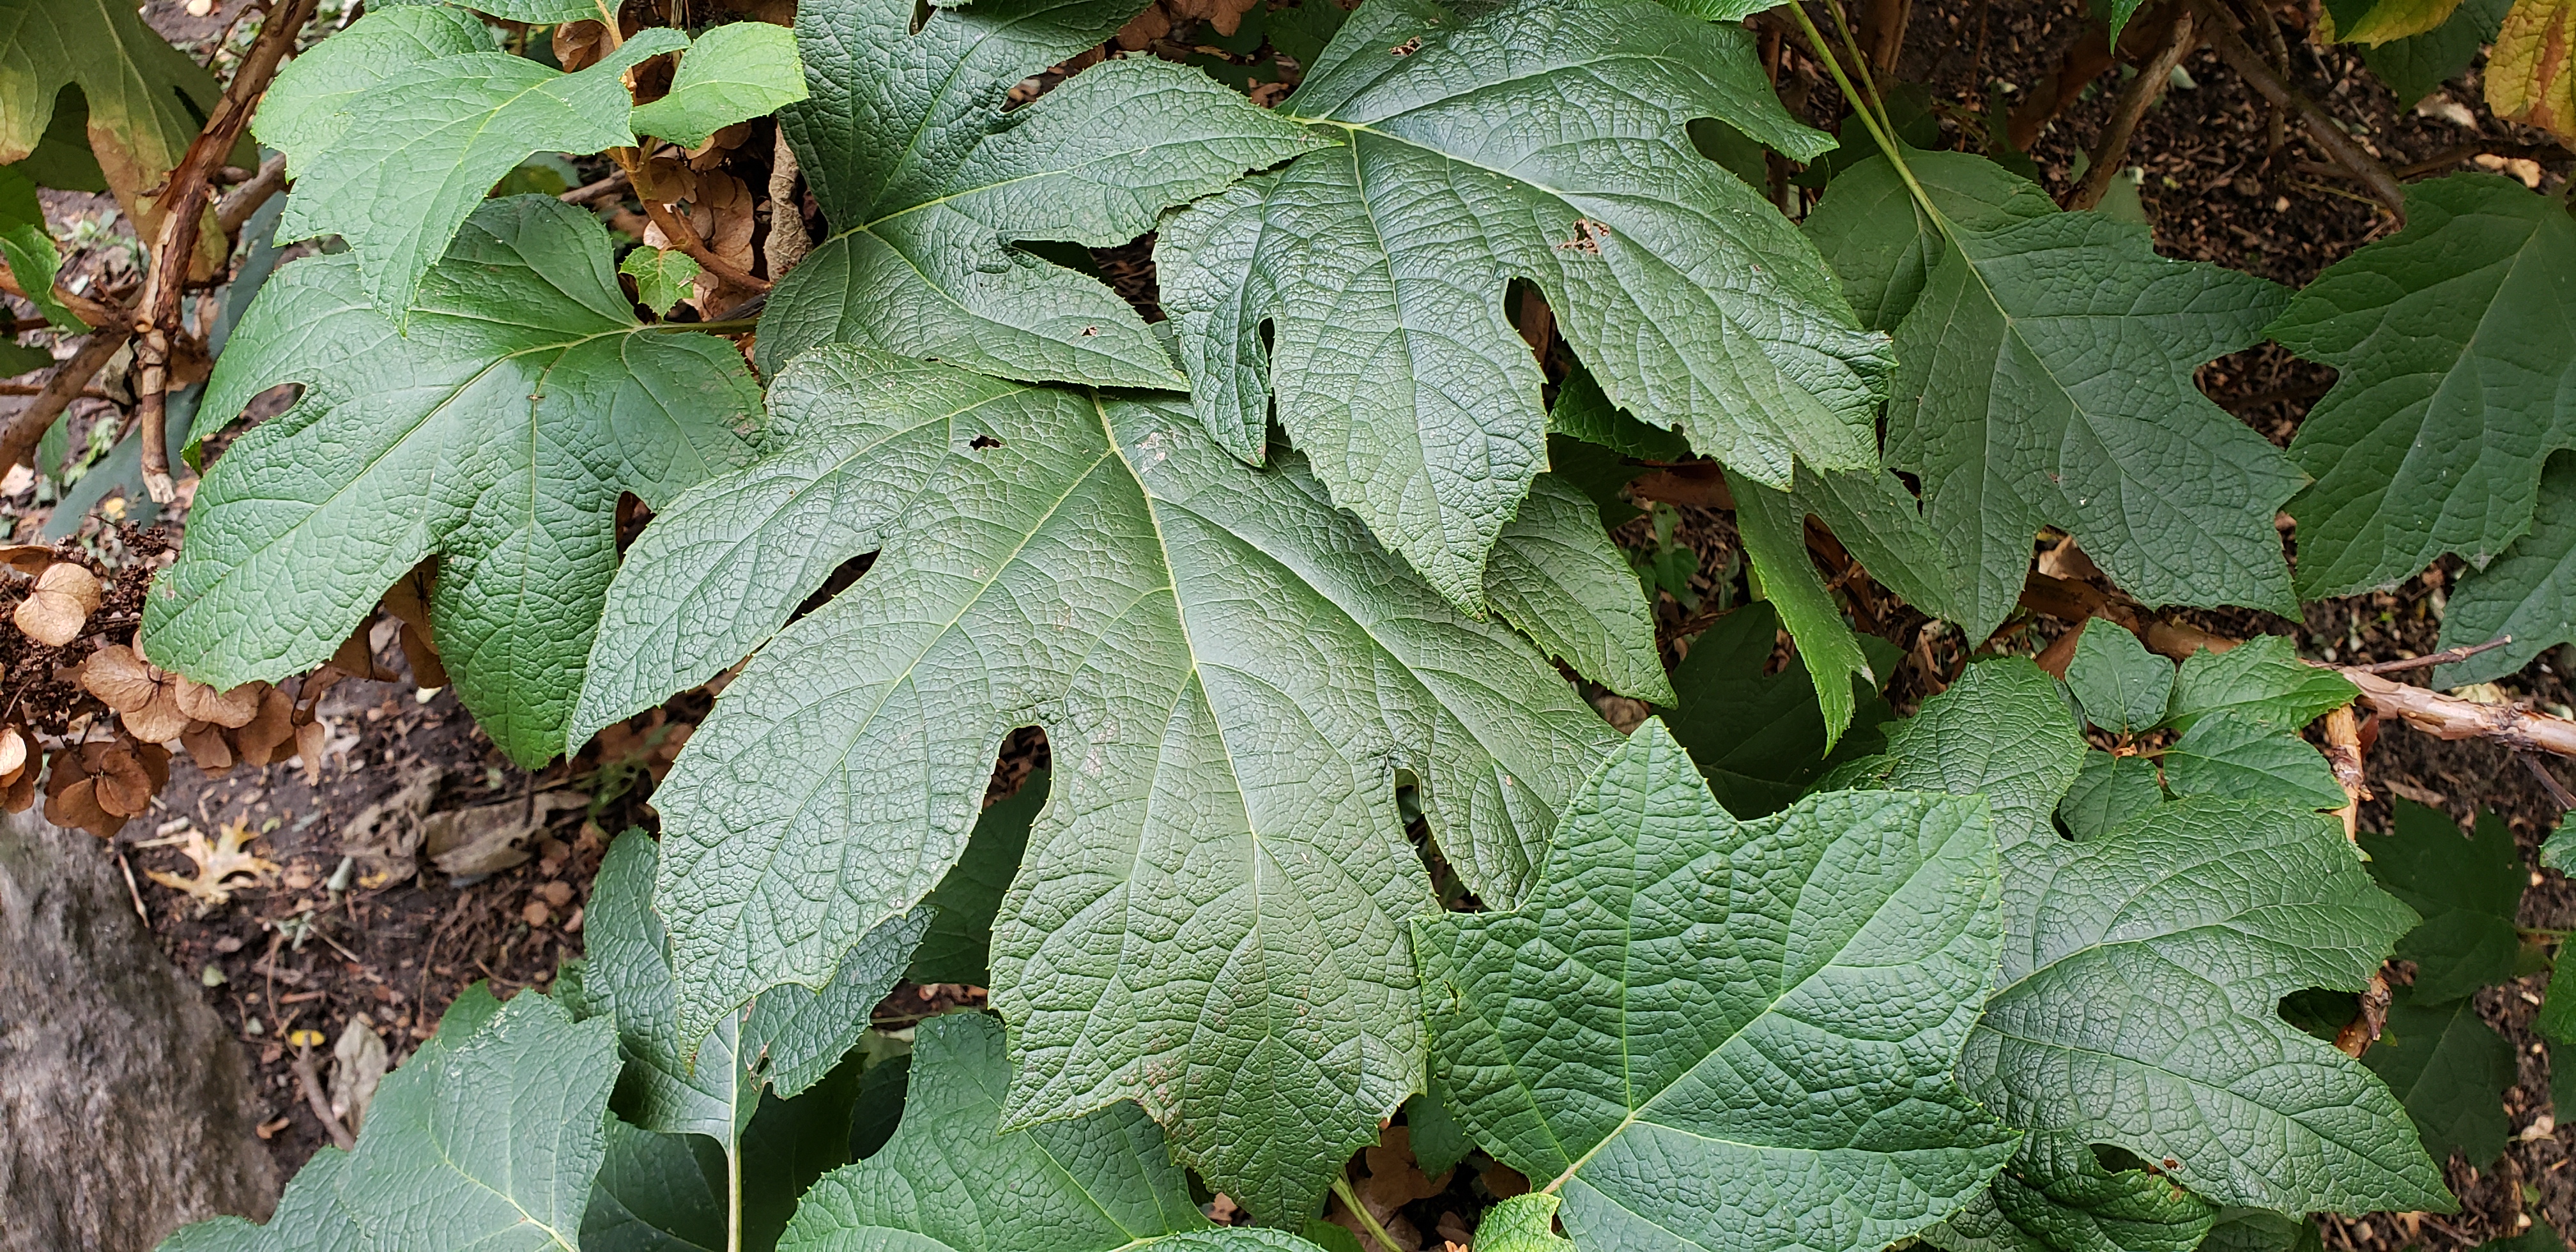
629,21,806,148
1484,473,1676,703
2159,717,2348,811
2361,802,2526,1004
1417,722,2019,1252
906,770,1045,988
1471,1195,1575,1252
2272,174,2576,598
1730,465,1877,748
2362,0,2513,105
2064,625,2175,734
620,247,702,318
2437,454,2576,687
778,1012,1326,1252
1545,365,1689,461
2363,986,2515,1168
0,165,82,330
2056,750,2162,841
1925,1132,2217,1252
2165,636,2357,732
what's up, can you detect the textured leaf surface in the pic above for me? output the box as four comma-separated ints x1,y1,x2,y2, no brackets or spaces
2273,174,2576,596
908,771,1046,988
142,197,757,767
608,347,1620,1221
629,20,806,148
2437,455,2576,685
1159,0,1885,606
2490,0,2576,140
2157,717,2347,811
1802,148,2056,333
1729,466,1878,747
2361,801,2526,1004
1417,721,2019,1252
762,0,1324,382
2056,750,2161,842
1657,600,1897,818
0,0,228,268
2064,626,2173,735
778,1013,1325,1252
1866,660,2444,1214
2163,636,2355,732
1926,1132,2216,1252
160,987,620,1251
1472,1195,1575,1252
1838,155,2298,637
2363,988,2514,1167
1483,473,1675,703
259,6,687,314
254,3,496,160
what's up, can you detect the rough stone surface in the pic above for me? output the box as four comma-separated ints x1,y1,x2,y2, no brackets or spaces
0,809,277,1251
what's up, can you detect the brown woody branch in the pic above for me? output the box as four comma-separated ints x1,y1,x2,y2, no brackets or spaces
133,0,319,507
2067,6,2199,211
0,326,134,474
0,268,128,333
2322,706,2393,1057
636,196,772,293
215,152,288,239
2185,0,2406,216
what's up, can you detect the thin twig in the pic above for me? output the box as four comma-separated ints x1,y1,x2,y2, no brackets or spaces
2068,7,2197,211
2185,0,2405,216
2319,705,2390,1058
558,169,631,206
291,1042,356,1151
2347,636,2513,674
215,152,289,238
2524,753,2576,811
638,196,772,293
134,0,321,505
0,270,126,332
0,326,132,472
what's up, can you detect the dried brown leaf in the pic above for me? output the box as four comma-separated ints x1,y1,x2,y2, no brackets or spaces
93,746,153,816
174,676,264,728
235,686,296,766
180,719,235,775
45,775,119,837
0,544,56,576
80,643,163,711
16,562,100,646
295,719,329,785
143,816,280,910
422,790,586,880
0,726,28,782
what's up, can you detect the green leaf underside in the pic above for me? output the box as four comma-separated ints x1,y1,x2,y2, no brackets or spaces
2361,0,2513,105
1925,1132,2216,1252
1419,721,2020,1252
615,347,1620,1221
1729,466,1878,747
159,987,619,1251
1803,146,2057,335
2361,801,2526,1004
141,197,757,767
1657,599,1897,819
1160,0,1886,608
1811,153,2299,640
909,770,1047,988
779,1013,1325,1252
1860,659,2446,1215
2273,174,2576,597
762,0,1325,385
259,3,689,316
581,1120,729,1252
2438,454,2576,685
2363,988,2514,1168
2064,627,2173,735
629,20,808,148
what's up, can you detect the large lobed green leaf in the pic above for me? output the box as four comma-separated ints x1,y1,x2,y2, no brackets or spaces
1418,720,2020,1252
141,196,758,767
2436,453,2576,686
1855,660,2448,1217
2273,174,2576,598
160,986,619,1251
781,1012,1325,1252
587,347,1627,1221
1805,152,2299,640
760,0,1326,383
2359,800,2527,1005
1160,0,1887,607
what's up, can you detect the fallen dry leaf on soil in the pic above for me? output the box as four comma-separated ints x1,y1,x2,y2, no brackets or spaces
15,561,100,646
142,816,279,910
329,1014,389,1133
341,762,443,886
422,790,587,880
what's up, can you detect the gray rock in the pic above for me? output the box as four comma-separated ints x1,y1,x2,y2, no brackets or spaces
0,810,278,1251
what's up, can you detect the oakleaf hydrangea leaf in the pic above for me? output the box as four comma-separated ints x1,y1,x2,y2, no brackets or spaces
158,986,620,1251
254,3,498,162
760,0,1326,383
2163,636,2356,732
622,247,702,318
1728,466,1880,748
1803,145,2057,333
2363,987,2514,1168
629,20,806,148
2064,627,2173,735
1926,1132,2217,1252
2056,750,2161,841
0,0,233,272
779,1012,1327,1252
140,197,758,767
1656,599,1899,819
2156,715,2347,810
605,347,1619,1221
1810,153,2299,639
1864,659,2446,1215
2272,174,2576,597
2490,0,2576,141
257,5,687,315
2361,0,2511,107
1418,721,2018,1252
1159,0,1886,607
2360,801,2526,1004
0,164,79,330
2436,454,2576,686
1483,473,1675,703
1472,1195,1575,1252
